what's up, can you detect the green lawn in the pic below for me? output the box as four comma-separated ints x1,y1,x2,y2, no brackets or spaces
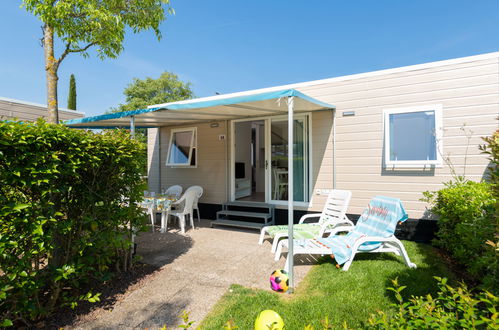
201,241,455,329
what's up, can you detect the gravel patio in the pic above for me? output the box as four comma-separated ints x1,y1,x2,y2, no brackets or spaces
74,220,313,329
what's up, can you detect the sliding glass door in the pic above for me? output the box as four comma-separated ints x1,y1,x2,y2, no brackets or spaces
231,115,310,204
269,116,309,202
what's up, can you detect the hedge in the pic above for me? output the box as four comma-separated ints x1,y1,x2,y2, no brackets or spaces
0,120,146,326
422,130,498,293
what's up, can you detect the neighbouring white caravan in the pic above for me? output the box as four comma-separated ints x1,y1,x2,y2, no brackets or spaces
0,97,85,122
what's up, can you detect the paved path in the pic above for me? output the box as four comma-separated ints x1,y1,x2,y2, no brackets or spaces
75,220,312,329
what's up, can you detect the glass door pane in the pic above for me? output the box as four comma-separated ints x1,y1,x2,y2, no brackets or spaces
270,117,308,202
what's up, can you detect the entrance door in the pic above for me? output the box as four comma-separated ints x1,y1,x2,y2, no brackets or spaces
233,120,266,202
231,115,309,204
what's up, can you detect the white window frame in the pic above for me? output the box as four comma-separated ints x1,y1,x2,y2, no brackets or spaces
166,127,197,167
383,105,443,167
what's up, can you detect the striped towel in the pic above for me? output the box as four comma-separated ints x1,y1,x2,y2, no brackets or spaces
267,223,322,240
317,196,408,265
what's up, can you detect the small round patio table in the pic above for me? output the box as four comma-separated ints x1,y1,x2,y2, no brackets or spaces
141,195,177,233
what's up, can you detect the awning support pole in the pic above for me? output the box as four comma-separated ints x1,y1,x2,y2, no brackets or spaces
287,96,294,293
130,115,135,138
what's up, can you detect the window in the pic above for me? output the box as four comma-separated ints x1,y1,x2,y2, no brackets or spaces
384,105,442,167
166,127,197,167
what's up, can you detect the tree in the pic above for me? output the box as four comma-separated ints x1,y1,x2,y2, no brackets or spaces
112,71,194,112
67,74,76,110
22,0,173,123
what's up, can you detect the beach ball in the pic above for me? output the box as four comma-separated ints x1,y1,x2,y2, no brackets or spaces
254,310,284,330
269,269,289,293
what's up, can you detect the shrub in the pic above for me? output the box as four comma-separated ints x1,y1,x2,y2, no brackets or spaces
480,129,499,190
423,180,497,292
480,129,499,222
0,120,146,326
368,277,498,329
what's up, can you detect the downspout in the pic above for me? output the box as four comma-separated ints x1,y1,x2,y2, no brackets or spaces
332,109,336,189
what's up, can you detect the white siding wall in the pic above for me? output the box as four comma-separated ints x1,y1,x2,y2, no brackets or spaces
309,111,334,211
297,56,499,218
157,122,229,205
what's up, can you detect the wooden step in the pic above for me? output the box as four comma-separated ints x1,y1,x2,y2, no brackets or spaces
223,201,274,209
211,219,268,230
216,210,272,220
213,201,275,230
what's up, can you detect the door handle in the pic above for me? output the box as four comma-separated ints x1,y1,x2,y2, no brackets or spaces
265,160,269,170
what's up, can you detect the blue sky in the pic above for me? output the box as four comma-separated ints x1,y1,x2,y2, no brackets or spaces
1,1,499,117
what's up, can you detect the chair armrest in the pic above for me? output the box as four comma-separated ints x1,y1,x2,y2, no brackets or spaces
298,213,322,224
350,235,399,251
171,196,185,206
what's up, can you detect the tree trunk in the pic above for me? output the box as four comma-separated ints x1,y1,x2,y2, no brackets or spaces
44,24,59,124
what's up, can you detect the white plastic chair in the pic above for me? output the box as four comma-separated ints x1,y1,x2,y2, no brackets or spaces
272,168,288,200
142,191,157,232
164,185,183,198
184,185,203,222
168,189,198,234
259,189,353,253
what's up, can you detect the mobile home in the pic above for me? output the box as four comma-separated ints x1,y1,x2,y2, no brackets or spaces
0,97,85,121
66,52,499,239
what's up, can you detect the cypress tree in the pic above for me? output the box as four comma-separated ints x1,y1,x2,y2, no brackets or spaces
67,74,77,110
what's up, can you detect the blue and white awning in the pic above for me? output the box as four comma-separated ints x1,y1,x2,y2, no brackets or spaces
64,89,334,128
